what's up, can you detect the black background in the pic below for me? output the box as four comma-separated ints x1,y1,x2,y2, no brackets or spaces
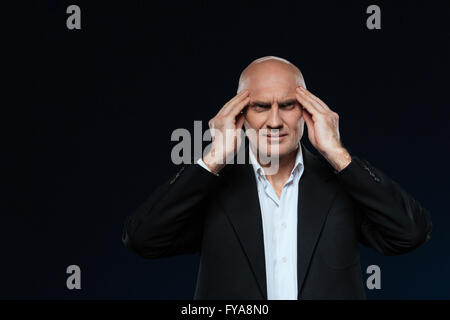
4,0,450,299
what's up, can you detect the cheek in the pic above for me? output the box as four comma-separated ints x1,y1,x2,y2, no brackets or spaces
281,109,303,130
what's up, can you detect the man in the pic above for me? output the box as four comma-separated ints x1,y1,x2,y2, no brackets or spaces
122,56,432,299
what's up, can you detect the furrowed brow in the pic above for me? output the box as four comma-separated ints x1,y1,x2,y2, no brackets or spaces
278,99,298,107
249,99,298,108
249,101,271,107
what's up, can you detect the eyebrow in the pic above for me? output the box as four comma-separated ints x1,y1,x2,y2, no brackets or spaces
249,99,298,107
279,99,298,107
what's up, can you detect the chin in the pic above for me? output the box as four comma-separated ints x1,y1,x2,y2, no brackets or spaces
263,142,292,159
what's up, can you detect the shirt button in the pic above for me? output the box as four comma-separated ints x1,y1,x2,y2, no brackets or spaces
282,257,287,263
281,222,287,229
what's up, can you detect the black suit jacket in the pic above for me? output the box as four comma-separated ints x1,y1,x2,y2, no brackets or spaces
122,143,432,299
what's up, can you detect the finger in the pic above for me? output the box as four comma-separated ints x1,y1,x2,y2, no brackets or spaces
296,87,326,112
219,90,249,115
295,87,324,111
296,92,322,119
297,86,330,111
222,93,249,116
227,95,251,117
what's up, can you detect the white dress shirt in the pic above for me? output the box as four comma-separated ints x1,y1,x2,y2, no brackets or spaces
197,145,304,300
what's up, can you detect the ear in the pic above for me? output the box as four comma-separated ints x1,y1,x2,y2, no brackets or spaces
298,117,306,136
299,116,305,127
243,118,249,131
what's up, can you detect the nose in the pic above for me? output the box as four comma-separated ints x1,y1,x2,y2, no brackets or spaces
266,104,283,131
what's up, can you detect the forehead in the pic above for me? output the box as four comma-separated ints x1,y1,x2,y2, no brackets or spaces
243,63,299,100
248,77,298,101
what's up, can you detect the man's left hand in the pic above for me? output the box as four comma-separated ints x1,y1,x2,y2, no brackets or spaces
295,86,352,172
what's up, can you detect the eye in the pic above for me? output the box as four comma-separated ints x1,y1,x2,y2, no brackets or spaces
251,104,270,112
281,103,296,110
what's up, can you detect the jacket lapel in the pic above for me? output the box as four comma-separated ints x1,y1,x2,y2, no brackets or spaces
219,146,267,299
297,144,338,298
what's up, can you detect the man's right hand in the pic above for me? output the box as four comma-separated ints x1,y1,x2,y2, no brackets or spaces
202,90,250,174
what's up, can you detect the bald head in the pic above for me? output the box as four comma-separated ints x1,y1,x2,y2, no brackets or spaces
237,56,306,93
238,56,306,161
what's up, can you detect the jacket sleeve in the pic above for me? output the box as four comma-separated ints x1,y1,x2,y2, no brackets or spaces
122,164,221,259
335,156,432,255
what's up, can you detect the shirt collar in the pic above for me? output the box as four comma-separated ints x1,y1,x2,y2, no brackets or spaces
249,143,304,182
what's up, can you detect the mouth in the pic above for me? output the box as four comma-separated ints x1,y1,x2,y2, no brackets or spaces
265,133,288,142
